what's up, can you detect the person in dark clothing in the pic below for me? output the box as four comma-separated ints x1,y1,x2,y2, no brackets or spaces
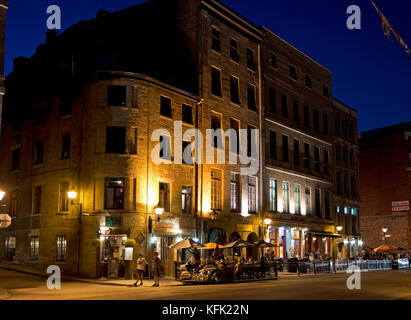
151,251,161,287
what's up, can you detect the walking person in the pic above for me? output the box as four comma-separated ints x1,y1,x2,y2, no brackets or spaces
134,253,147,286
152,251,161,287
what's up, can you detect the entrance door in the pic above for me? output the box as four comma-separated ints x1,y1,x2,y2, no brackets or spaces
157,236,174,277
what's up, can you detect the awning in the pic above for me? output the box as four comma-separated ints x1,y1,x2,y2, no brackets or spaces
309,232,342,238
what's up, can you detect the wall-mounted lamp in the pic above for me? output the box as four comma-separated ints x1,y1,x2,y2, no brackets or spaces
68,190,78,200
154,204,164,222
0,190,5,201
210,209,218,221
382,227,388,234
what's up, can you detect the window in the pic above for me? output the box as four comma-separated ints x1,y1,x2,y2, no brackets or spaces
106,127,126,154
60,182,69,212
211,27,221,52
293,139,300,166
104,178,125,210
211,113,223,149
336,144,341,162
282,135,289,163
11,148,20,171
181,186,192,214
247,125,257,158
230,173,240,212
62,134,71,159
337,205,341,213
289,65,297,80
351,208,358,216
56,235,67,261
304,105,310,127
160,96,172,118
325,191,330,219
247,48,255,70
323,85,329,97
343,147,348,164
34,142,44,165
230,39,239,62
304,143,310,169
107,85,127,106
130,128,137,155
159,182,170,212
342,119,347,137
350,150,355,167
211,169,222,210
182,140,193,165
293,100,299,123
323,115,329,136
4,236,16,261
182,104,193,124
313,110,320,132
9,190,18,217
269,130,277,160
269,179,277,212
230,76,240,104
315,188,321,218
305,187,311,215
248,176,257,214
33,186,41,214
230,118,240,154
344,206,349,215
305,75,312,88
291,185,300,215
351,176,357,197
159,135,171,160
59,95,72,117
269,88,276,113
336,172,342,193
281,94,288,118
314,147,320,172
211,67,222,97
247,84,256,111
335,117,340,135
323,150,329,175
343,173,348,195
30,236,39,261
282,182,290,213
269,53,277,68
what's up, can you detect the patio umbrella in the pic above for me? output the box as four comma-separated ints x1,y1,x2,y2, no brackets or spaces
253,240,278,248
169,237,205,249
198,242,219,250
220,239,255,249
373,244,391,253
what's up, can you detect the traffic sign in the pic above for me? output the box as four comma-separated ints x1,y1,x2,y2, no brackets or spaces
0,214,11,228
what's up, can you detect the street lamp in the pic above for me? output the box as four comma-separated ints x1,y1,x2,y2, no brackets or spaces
0,190,5,201
382,227,388,234
68,190,78,201
154,204,164,222
336,226,343,232
209,209,218,221
264,218,272,225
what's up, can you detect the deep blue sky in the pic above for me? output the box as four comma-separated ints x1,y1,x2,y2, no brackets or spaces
5,0,411,132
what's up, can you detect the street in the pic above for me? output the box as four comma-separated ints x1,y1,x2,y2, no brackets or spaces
1,269,411,300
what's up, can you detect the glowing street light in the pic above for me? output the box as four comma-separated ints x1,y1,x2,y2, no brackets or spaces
0,190,5,201
264,218,272,225
336,226,343,232
382,227,388,234
154,204,164,222
67,190,78,200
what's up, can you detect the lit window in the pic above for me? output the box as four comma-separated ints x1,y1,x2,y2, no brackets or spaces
269,179,277,212
282,182,290,213
344,206,349,214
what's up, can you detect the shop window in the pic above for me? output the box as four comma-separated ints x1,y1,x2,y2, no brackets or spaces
269,179,277,212
160,96,172,118
107,85,127,106
211,169,222,210
247,84,256,111
30,236,39,261
62,134,71,159
159,182,170,212
104,178,125,210
4,236,16,261
59,182,69,212
56,235,67,261
211,27,221,53
33,186,42,214
230,39,239,62
247,48,255,71
181,186,192,214
11,148,20,171
282,182,290,213
230,173,240,212
248,176,257,214
106,127,126,154
9,190,18,218
230,76,240,105
211,67,222,97
182,104,193,124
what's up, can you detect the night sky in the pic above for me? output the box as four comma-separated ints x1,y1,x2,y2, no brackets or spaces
5,0,411,132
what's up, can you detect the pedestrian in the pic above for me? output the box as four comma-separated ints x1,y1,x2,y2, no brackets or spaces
151,251,161,287
134,253,147,286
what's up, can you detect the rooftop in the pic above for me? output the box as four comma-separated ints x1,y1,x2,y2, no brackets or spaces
360,122,411,139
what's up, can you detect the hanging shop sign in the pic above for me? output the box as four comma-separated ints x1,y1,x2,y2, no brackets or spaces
392,201,409,212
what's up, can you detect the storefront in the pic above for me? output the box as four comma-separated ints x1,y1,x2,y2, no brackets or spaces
100,234,128,279
267,226,307,259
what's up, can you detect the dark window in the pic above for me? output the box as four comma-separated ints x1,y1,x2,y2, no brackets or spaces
351,176,357,197
4,236,16,261
230,76,240,104
305,75,312,88
304,143,310,169
282,135,289,163
315,189,321,218
62,134,71,159
34,142,44,165
247,125,257,158
11,149,20,171
323,85,329,97
33,186,41,214
289,66,297,80
211,113,223,149
314,147,320,172
211,27,221,52
9,190,18,217
350,150,355,167
247,84,256,111
293,139,300,166
313,110,320,132
336,144,341,162
106,127,126,154
324,150,329,175
35,106,45,125
323,114,329,136
281,94,288,118
60,182,69,212
230,118,240,154
293,100,299,123
59,95,72,116
349,123,354,138
335,117,340,135
182,104,193,124
181,186,192,214
159,182,170,212
182,140,193,165
343,147,348,164
104,178,125,210
56,235,67,262
342,120,347,137
159,135,171,160
304,105,310,127
269,88,276,113
160,96,172,118
11,118,22,133
343,173,348,195
325,191,330,220
270,131,277,160
230,39,239,62
336,172,342,193
30,236,39,261
247,48,255,70
269,53,277,68
211,67,222,97
107,85,127,106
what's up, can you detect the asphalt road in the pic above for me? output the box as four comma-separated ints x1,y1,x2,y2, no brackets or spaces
1,268,411,300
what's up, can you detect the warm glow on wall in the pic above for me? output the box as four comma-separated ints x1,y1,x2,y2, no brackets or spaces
290,202,295,214
278,199,283,213
241,198,249,217
301,203,307,216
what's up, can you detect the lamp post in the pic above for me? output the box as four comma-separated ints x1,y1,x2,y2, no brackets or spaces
68,190,83,276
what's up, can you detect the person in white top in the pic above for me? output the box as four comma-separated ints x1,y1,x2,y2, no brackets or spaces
134,254,147,286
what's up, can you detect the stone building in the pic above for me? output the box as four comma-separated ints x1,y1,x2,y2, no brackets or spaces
359,122,411,251
0,0,7,130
